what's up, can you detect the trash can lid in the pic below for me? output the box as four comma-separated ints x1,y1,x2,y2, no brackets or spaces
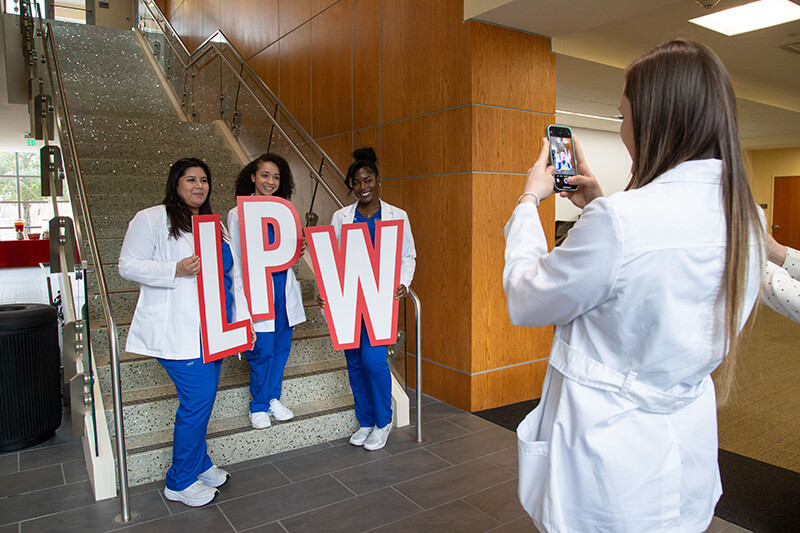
0,304,58,333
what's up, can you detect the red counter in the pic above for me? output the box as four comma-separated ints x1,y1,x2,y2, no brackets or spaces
0,239,52,268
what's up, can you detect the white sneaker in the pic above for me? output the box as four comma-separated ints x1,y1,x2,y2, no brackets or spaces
268,399,294,421
198,465,230,488
163,480,218,507
364,423,391,451
349,426,373,446
250,411,271,429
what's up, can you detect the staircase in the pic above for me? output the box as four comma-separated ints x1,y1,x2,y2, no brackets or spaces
51,21,357,487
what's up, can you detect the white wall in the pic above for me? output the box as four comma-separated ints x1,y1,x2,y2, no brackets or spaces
555,126,632,221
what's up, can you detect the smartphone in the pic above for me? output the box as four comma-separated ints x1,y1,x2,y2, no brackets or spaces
546,125,578,191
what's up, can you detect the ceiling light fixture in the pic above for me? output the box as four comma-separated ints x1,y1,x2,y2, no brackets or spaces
690,0,800,36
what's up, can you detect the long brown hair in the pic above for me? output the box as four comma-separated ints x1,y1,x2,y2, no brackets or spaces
624,40,762,403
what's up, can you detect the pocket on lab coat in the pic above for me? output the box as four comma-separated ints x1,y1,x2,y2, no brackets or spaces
517,404,550,521
129,302,167,353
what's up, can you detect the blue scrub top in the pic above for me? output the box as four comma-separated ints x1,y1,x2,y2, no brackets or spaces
353,207,382,244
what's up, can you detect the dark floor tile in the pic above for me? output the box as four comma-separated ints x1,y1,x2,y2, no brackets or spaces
163,463,289,512
62,460,89,484
19,441,83,471
447,413,499,432
484,448,518,475
0,524,18,533
119,505,234,533
227,442,331,472
273,442,388,482
0,465,63,498
239,522,285,533
280,487,420,533
371,499,500,533
23,411,76,450
21,488,167,532
128,480,163,496
332,448,450,495
218,475,353,531
463,479,526,524
490,515,541,533
327,436,351,447
705,516,733,533
409,402,465,423
426,426,516,465
0,480,96,526
382,419,470,456
0,454,17,476
394,459,515,510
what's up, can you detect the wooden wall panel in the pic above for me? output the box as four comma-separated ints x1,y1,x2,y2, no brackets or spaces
471,172,555,373
471,359,549,411
179,0,205,51
311,0,352,139
279,0,311,37
470,23,555,113
202,0,220,39
353,127,380,166
380,0,471,123
472,106,554,174
382,174,472,372
248,43,280,96
352,0,380,130
407,355,471,409
279,24,313,135
315,132,353,176
312,0,338,16
381,107,472,179
164,0,181,17
221,0,278,60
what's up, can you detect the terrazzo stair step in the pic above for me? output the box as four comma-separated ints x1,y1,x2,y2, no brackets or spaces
92,326,339,392
80,175,171,197
87,193,169,216
72,140,235,161
86,263,137,291
87,289,139,320
103,359,351,437
121,394,357,487
70,118,219,146
88,300,324,356
79,157,241,178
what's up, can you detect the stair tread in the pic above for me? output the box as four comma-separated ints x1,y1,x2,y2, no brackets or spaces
102,357,346,406
125,394,354,454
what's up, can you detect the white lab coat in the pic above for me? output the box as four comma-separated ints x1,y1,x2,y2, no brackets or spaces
330,199,416,289
118,205,202,360
227,206,306,333
761,246,800,323
503,160,761,533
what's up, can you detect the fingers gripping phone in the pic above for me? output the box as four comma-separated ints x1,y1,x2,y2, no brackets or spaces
547,125,579,191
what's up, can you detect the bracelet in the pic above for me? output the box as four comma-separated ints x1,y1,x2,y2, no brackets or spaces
517,191,540,207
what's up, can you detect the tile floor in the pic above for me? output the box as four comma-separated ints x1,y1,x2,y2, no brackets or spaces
0,399,751,533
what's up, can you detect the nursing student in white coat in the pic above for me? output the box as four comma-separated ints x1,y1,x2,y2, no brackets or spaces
321,147,416,451
503,40,763,532
227,153,306,429
119,158,242,507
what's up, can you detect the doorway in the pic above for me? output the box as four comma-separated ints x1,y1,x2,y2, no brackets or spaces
772,175,800,249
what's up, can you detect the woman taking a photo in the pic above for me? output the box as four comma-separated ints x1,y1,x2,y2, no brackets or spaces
119,158,234,507
504,40,763,532
322,147,416,452
227,153,306,429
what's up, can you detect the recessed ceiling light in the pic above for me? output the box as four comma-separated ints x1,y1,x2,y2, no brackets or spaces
690,0,800,36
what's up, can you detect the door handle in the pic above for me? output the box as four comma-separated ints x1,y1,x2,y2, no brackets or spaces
772,224,782,231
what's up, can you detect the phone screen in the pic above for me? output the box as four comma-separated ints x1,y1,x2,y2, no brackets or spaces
547,125,578,191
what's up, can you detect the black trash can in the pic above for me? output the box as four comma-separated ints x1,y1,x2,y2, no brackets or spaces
0,303,62,452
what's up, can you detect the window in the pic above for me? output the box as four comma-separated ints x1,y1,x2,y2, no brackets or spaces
0,151,73,240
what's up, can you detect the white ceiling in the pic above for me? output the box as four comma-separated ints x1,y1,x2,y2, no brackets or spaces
467,0,800,148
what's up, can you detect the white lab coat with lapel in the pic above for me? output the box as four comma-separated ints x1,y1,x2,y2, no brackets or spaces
330,199,416,288
118,205,202,360
227,206,306,333
503,160,761,533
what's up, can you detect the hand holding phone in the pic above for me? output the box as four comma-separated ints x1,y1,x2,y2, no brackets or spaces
546,125,578,191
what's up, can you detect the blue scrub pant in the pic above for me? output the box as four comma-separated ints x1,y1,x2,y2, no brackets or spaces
344,324,392,428
158,357,222,491
246,271,293,413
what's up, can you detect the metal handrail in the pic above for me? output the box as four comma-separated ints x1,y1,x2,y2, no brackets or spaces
138,0,424,441
34,14,132,523
138,0,347,206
